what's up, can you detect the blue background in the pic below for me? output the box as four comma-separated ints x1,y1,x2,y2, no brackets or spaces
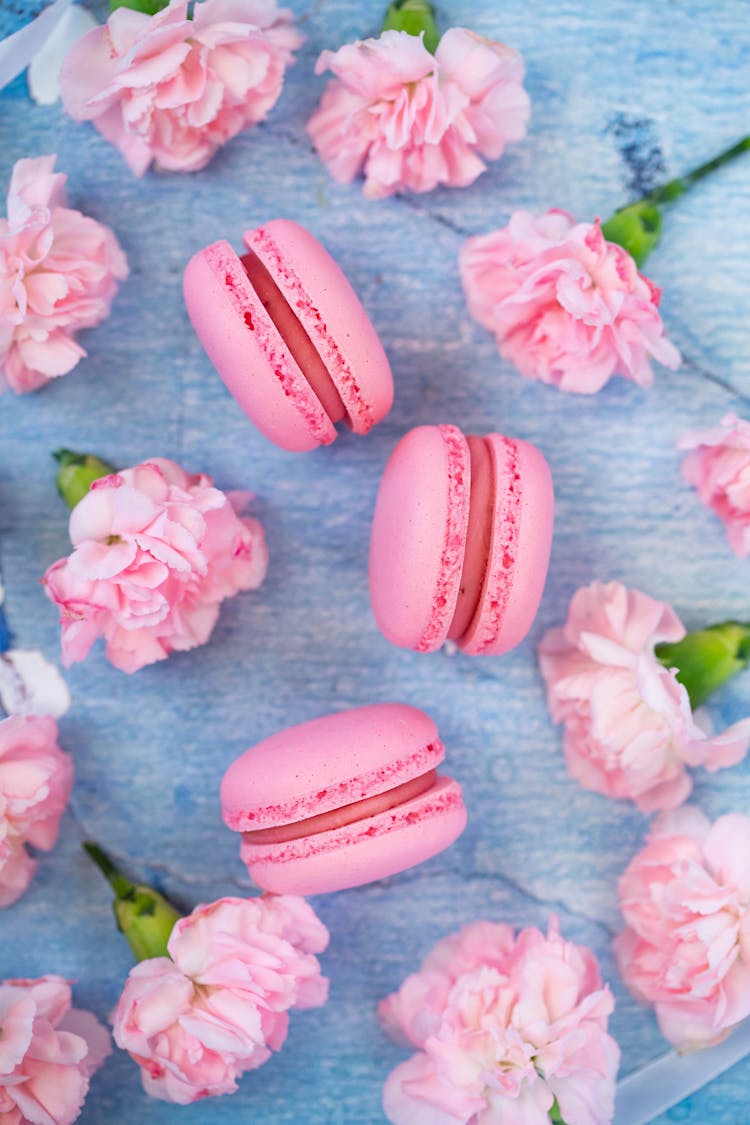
1,1,749,1121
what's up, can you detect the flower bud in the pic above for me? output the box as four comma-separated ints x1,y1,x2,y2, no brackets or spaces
601,200,662,267
382,0,440,52
84,843,182,961
54,449,116,510
655,621,750,709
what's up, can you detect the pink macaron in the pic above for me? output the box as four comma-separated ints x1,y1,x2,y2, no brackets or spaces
369,424,554,655
184,219,393,452
220,703,466,895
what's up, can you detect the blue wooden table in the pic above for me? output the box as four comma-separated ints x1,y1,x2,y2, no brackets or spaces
1,2,749,1121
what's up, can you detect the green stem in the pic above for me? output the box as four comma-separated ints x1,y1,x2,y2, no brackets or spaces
83,841,135,901
382,0,440,52
647,135,750,206
602,135,750,267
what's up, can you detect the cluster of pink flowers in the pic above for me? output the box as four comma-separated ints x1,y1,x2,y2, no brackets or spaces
680,412,750,556
539,581,750,810
379,919,619,1125
44,457,268,673
0,155,127,394
0,716,73,907
460,210,681,393
0,975,110,1125
112,895,329,1103
60,0,302,176
616,807,750,1050
307,28,529,198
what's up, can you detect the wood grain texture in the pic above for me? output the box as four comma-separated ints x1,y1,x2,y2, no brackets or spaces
1,1,749,1121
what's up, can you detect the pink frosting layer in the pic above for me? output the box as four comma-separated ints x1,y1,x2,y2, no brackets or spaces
239,249,346,425
245,221,393,434
221,703,443,831
416,425,471,651
239,776,467,895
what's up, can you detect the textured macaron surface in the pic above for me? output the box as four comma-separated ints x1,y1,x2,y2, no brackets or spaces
221,703,444,832
245,220,394,434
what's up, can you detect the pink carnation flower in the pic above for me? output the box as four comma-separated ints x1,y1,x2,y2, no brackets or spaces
43,457,268,674
307,28,529,198
460,210,681,393
538,581,750,811
0,715,73,907
379,919,619,1125
679,413,750,556
0,975,110,1125
60,0,301,177
0,155,127,394
616,807,750,1050
113,895,328,1103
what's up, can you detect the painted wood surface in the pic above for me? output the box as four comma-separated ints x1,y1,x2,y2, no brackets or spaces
1,1,749,1121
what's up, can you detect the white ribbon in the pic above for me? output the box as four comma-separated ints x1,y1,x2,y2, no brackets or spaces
614,1019,750,1125
0,0,96,103
0,0,72,90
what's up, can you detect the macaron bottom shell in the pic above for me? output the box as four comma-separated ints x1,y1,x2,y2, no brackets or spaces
458,433,554,656
239,775,467,895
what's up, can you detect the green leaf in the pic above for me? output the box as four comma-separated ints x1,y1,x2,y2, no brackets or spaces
109,0,171,15
382,0,440,53
601,200,662,267
655,621,750,710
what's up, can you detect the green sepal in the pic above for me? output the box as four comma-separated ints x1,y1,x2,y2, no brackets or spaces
382,0,440,53
601,200,662,267
549,1098,568,1125
53,449,116,511
109,0,170,14
84,843,182,962
655,621,750,710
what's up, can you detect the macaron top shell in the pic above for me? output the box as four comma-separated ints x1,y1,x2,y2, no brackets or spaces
184,239,331,452
221,703,443,833
245,221,393,435
369,425,471,652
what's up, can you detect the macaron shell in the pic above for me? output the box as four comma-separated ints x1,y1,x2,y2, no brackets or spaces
183,240,335,453
221,703,442,832
245,221,394,434
460,436,554,656
369,425,470,651
239,776,467,895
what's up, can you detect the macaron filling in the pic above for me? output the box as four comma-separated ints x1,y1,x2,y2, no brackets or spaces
242,768,439,845
239,249,346,425
448,434,495,642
